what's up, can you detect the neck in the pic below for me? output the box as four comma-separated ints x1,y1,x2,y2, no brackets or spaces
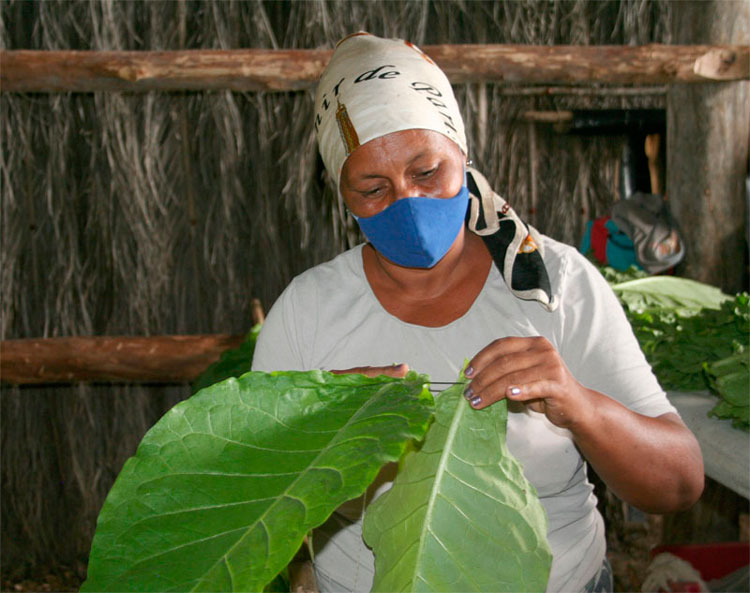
363,227,491,303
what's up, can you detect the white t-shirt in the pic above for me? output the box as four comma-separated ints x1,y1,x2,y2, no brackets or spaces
252,237,676,593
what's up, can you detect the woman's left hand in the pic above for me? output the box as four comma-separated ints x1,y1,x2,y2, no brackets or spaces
464,336,593,430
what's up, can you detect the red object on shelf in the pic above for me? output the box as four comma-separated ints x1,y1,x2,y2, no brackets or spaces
651,542,750,581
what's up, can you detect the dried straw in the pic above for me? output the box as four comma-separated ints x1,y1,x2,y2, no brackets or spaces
0,0,670,572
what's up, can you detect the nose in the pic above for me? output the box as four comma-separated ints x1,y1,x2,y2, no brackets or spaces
392,178,424,201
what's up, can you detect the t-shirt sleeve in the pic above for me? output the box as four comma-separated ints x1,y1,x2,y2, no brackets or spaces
555,250,677,418
251,279,310,373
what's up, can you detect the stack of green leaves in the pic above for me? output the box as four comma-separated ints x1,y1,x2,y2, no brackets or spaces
606,269,749,432
704,345,749,431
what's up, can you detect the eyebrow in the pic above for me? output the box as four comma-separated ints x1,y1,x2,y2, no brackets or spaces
351,150,436,181
407,150,430,165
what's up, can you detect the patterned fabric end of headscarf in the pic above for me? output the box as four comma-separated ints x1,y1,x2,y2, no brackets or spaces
519,234,539,253
336,102,360,155
512,251,552,295
466,169,557,312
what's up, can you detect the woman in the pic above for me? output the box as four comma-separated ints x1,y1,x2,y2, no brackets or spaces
252,33,704,593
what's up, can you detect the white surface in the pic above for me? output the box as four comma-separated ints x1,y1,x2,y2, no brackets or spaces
668,391,750,500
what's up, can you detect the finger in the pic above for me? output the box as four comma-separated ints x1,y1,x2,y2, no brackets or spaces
505,382,550,403
466,383,549,413
465,336,544,378
506,386,546,414
331,363,409,378
465,363,548,410
380,363,409,378
466,349,542,397
505,381,589,428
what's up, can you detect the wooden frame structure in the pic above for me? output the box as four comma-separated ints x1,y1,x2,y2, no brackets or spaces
2,43,748,385
2,44,748,92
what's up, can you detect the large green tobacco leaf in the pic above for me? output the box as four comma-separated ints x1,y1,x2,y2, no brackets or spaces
363,378,551,592
611,276,730,314
82,370,433,592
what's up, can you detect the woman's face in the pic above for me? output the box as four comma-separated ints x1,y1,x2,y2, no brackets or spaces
339,129,465,219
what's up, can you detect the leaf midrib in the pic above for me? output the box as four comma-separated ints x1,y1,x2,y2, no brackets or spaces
410,392,467,589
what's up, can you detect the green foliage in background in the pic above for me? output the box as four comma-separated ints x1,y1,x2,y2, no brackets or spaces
191,324,261,394
363,379,551,592
606,268,749,431
704,346,750,431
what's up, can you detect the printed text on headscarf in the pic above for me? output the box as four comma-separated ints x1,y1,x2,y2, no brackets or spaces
314,65,460,139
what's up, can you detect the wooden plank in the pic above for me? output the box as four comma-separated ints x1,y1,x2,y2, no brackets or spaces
2,44,748,93
0,334,246,384
0,48,331,93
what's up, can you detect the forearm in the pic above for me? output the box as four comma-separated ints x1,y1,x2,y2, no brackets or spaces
571,389,704,514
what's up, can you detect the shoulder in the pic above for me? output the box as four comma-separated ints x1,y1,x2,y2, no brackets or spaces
285,244,367,299
265,244,369,335
538,237,673,415
538,235,612,307
252,245,368,372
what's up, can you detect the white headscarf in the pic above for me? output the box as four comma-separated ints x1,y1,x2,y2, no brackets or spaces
313,32,467,189
313,33,557,312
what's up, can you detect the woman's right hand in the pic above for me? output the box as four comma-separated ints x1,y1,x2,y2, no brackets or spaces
330,363,409,378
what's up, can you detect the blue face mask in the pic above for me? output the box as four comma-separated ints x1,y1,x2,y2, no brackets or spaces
353,185,470,268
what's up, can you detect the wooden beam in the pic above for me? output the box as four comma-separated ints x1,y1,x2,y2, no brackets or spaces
2,44,748,93
499,85,667,96
0,334,246,384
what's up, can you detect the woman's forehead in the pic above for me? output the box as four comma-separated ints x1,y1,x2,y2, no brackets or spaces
343,129,463,177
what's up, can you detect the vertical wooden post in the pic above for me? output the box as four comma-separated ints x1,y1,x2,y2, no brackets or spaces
475,81,488,158
250,298,265,325
667,0,750,293
528,121,539,228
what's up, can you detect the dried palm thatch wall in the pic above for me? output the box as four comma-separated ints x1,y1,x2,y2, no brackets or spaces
1,0,672,575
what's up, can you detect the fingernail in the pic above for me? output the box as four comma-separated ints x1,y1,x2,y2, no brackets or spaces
464,366,474,377
470,396,482,407
463,385,474,399
509,386,521,396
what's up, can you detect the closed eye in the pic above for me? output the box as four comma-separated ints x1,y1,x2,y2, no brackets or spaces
415,167,437,179
361,186,385,197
